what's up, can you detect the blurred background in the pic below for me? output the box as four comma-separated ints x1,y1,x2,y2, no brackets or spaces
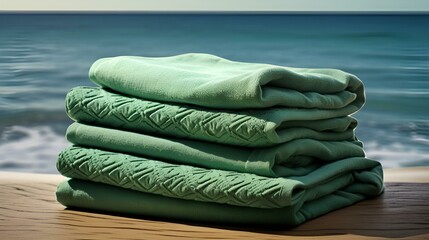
0,1,428,173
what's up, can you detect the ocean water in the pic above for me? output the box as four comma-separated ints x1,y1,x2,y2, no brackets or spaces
0,13,428,173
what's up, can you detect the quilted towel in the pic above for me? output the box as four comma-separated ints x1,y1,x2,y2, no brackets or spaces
67,122,365,177
89,53,365,110
57,146,383,209
66,87,359,147
56,178,375,226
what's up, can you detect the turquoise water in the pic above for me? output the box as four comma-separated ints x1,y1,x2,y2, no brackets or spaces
0,13,428,173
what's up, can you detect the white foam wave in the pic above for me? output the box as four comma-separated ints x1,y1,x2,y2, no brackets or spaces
0,125,70,173
365,141,429,168
411,133,429,145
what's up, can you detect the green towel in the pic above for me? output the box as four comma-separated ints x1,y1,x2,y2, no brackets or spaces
57,146,383,209
66,87,359,147
89,53,365,110
67,122,365,177
56,53,383,226
56,178,371,226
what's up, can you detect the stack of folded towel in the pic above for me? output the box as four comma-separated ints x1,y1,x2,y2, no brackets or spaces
56,53,384,226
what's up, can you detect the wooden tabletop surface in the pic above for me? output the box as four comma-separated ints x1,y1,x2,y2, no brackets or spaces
0,167,428,240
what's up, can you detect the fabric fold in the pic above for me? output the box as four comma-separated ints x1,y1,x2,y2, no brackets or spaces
56,146,383,209
66,87,359,147
89,53,365,110
56,178,369,226
66,122,365,177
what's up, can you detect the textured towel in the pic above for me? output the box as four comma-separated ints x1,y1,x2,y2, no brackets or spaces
89,53,365,110
56,178,373,226
56,53,384,226
67,122,365,177
66,87,359,147
57,146,383,209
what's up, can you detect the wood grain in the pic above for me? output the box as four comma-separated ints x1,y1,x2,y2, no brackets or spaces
0,168,428,240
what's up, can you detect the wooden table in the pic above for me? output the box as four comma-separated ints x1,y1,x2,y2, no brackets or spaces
1,168,428,239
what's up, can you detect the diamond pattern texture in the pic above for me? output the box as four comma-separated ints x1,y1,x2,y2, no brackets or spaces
66,87,357,147
57,146,383,209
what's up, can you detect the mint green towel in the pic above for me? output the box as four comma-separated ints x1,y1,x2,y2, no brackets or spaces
57,146,383,209
67,122,365,177
56,178,372,226
66,87,358,147
89,53,364,110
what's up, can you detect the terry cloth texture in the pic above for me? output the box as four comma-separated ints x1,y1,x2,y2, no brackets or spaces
66,122,365,177
56,53,384,226
89,53,364,110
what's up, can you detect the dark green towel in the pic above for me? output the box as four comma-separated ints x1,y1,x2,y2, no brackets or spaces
66,87,359,147
89,53,364,110
67,122,365,177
